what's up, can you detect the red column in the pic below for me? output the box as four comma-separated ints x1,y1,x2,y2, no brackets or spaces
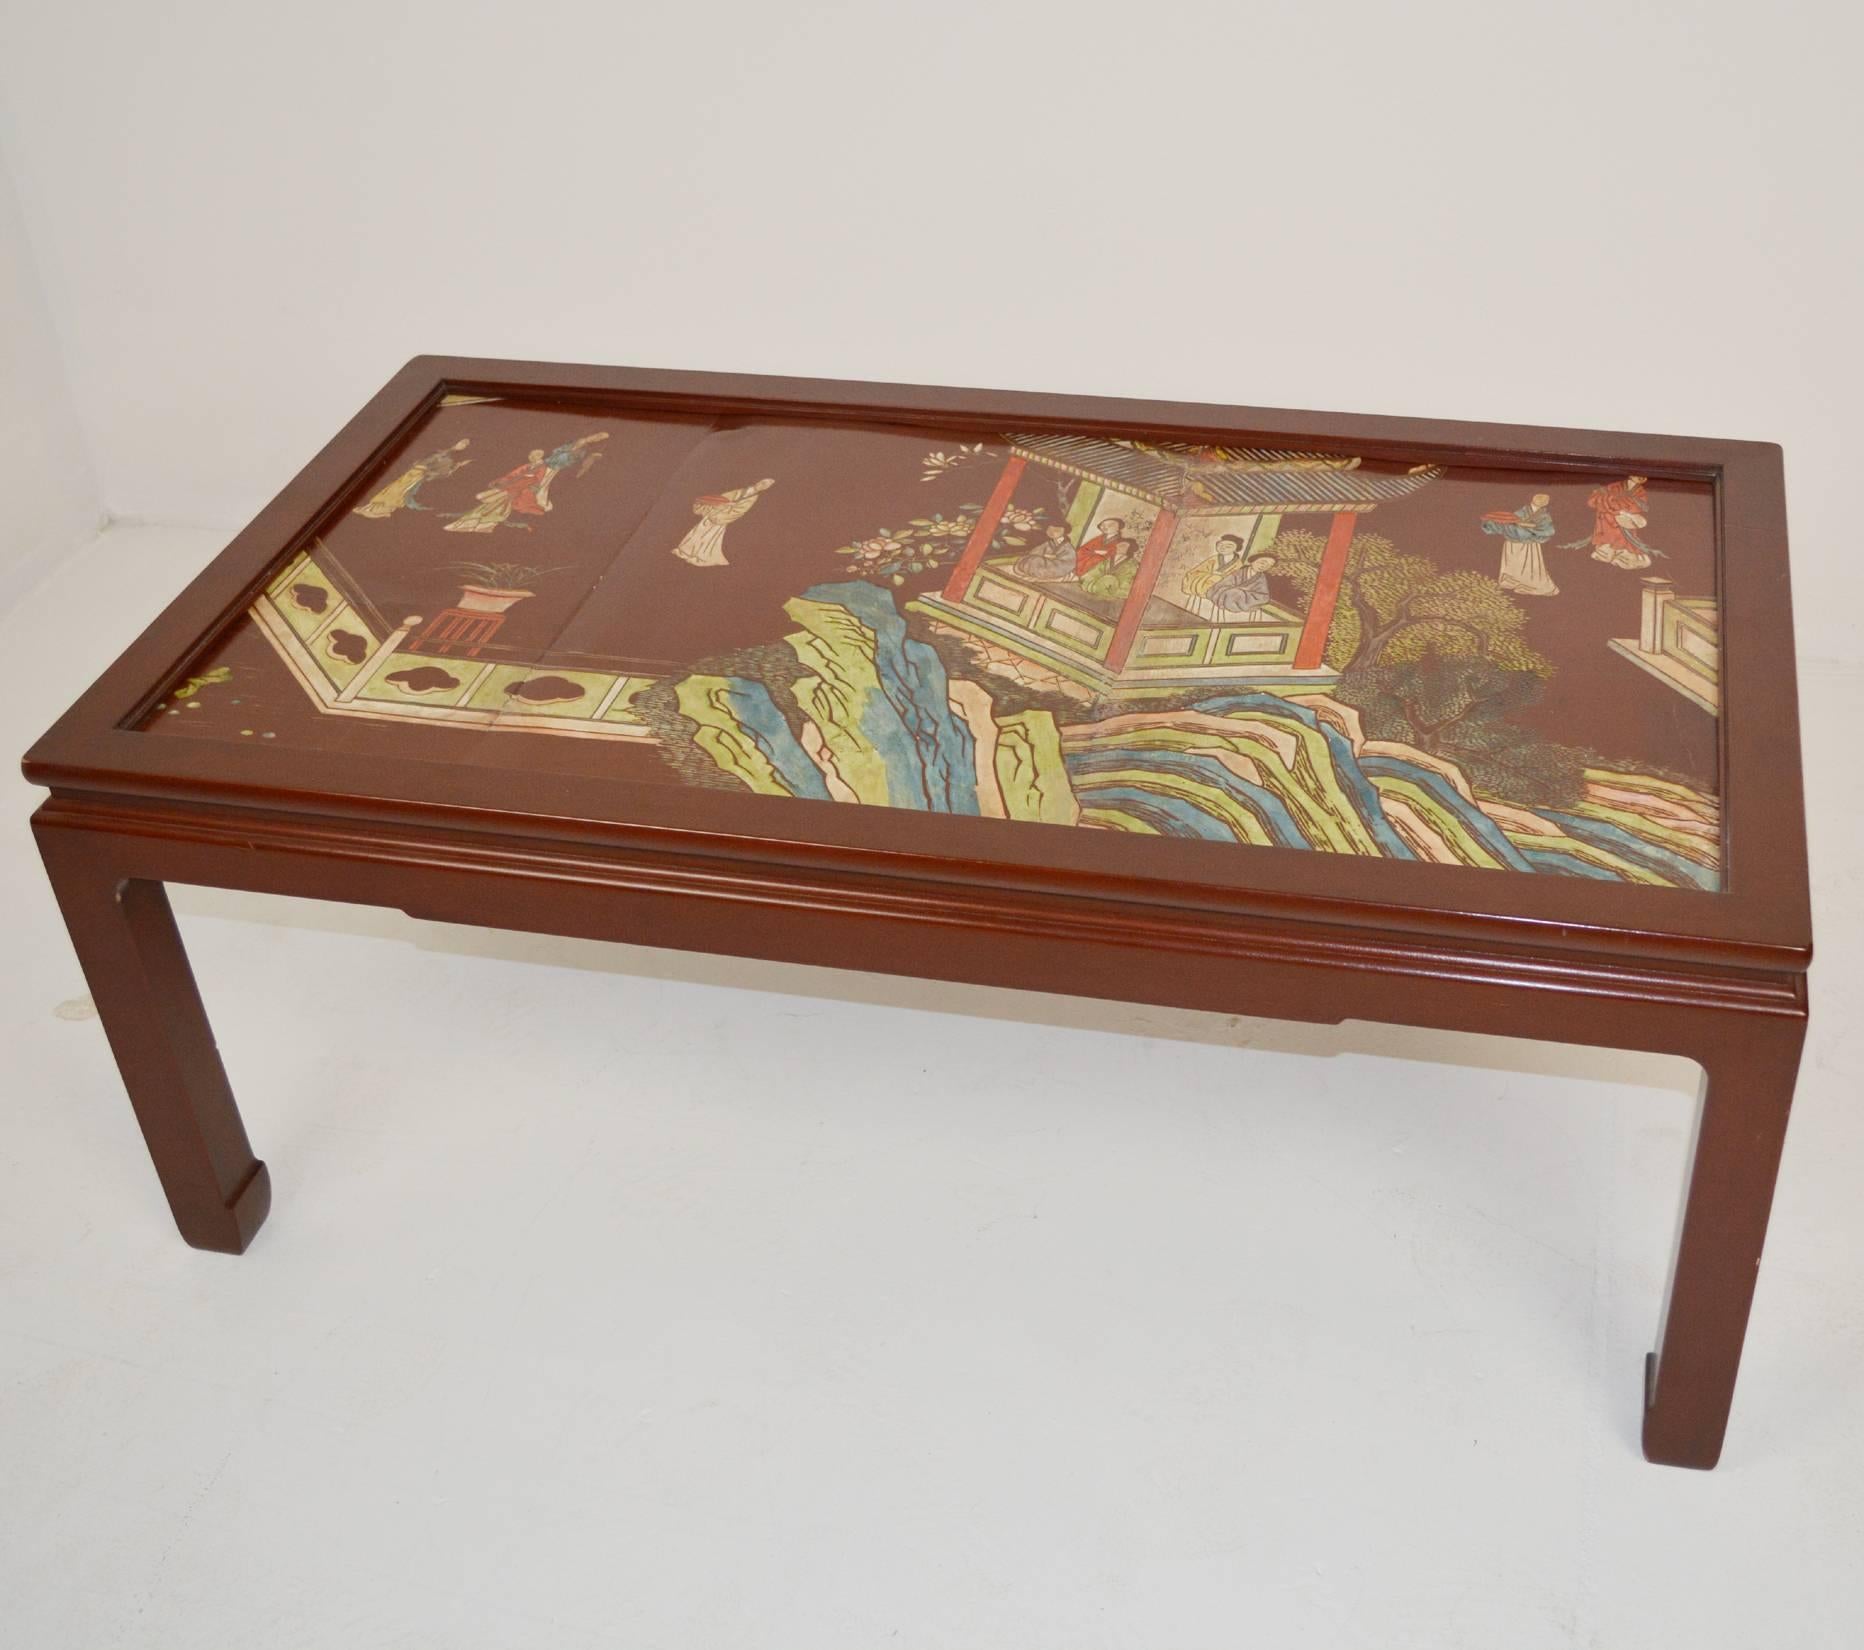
1293,510,1357,670
940,454,1027,602
1104,506,1179,673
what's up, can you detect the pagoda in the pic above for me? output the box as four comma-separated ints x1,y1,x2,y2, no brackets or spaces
912,435,1440,698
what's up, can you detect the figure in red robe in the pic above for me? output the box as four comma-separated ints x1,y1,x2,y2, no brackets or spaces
1072,516,1127,579
443,450,554,534
1560,474,1664,569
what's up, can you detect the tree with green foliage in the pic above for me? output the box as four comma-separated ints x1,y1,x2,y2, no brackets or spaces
1266,527,1590,801
1333,654,1598,806
1269,528,1552,677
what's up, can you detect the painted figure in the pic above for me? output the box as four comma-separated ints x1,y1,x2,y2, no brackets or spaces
353,439,471,519
1013,523,1078,581
1481,492,1559,595
1080,536,1142,601
1182,534,1278,617
1072,517,1127,580
443,450,553,534
673,478,775,567
536,431,610,509
1562,474,1664,569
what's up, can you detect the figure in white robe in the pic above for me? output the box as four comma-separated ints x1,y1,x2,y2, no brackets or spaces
672,478,774,567
1480,492,1559,595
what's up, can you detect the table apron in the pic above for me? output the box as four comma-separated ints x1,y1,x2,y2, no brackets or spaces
31,794,1804,1066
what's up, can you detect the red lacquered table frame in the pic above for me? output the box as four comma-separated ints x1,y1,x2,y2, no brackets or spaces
23,358,1811,1469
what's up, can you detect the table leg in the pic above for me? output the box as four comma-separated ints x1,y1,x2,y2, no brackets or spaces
1643,1018,1805,1468
36,828,270,1254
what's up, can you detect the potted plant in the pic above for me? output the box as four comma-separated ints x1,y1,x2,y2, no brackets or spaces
442,560,564,614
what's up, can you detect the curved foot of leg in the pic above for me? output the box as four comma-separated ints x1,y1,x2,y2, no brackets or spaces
179,1160,273,1255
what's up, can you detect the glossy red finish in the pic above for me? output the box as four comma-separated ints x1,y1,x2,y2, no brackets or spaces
22,358,1812,1469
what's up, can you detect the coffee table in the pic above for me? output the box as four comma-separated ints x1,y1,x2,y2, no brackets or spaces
22,357,1811,1469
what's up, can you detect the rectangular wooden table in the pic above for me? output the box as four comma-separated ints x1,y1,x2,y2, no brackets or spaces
23,357,1811,1469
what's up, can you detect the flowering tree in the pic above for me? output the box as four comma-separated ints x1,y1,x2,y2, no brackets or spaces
835,445,1047,585
835,504,1048,585
920,443,996,481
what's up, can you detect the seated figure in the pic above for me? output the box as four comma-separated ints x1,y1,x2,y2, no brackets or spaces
1012,523,1078,582
1072,517,1128,580
1183,534,1277,618
1080,536,1142,601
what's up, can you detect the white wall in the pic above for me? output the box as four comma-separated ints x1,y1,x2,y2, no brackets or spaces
0,149,100,601
0,0,1856,656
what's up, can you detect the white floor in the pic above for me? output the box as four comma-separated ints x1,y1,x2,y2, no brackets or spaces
3,525,1861,1649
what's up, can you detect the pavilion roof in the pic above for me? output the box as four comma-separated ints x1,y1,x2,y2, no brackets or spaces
1008,433,1440,514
